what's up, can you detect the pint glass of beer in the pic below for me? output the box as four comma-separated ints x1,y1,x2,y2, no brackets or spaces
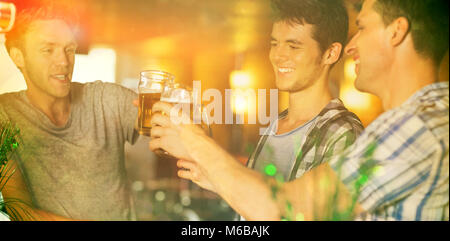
0,2,16,33
138,70,175,136
153,82,212,157
160,82,208,126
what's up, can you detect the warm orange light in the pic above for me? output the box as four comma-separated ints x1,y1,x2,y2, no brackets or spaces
341,58,383,126
230,70,251,89
341,59,372,111
344,58,358,81
340,87,372,110
232,93,249,113
142,36,177,57
73,46,117,83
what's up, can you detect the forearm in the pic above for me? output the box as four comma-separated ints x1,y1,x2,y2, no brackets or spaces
211,157,282,220
186,134,361,221
186,135,283,220
208,161,362,221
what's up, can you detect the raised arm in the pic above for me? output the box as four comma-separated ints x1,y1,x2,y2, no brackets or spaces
149,102,364,220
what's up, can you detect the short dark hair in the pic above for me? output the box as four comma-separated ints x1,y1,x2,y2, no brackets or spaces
373,0,449,65
5,4,78,53
271,0,349,55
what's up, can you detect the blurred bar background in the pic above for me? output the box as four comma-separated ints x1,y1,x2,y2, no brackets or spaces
0,0,448,220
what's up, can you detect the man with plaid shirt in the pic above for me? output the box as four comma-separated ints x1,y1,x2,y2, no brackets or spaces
328,0,449,220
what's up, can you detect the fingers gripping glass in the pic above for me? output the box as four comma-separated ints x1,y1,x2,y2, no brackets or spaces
154,82,212,157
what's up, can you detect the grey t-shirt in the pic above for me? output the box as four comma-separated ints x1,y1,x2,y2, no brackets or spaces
0,81,139,220
254,117,316,181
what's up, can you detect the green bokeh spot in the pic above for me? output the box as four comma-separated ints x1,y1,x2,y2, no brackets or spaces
265,164,277,177
357,174,369,186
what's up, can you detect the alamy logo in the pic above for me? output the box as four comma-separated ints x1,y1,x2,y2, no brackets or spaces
168,81,279,135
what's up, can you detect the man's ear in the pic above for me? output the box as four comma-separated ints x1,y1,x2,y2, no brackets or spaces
323,42,342,66
389,17,410,46
9,47,25,69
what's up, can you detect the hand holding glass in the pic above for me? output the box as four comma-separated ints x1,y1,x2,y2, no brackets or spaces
152,82,212,157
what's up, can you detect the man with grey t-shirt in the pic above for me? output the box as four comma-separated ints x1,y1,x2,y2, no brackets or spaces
0,6,139,220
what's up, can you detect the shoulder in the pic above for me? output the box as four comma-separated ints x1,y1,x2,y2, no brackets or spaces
355,103,446,166
0,91,21,104
0,92,23,119
72,81,137,102
74,80,133,93
318,99,364,137
393,83,448,145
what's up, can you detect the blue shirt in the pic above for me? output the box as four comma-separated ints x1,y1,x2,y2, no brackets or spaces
330,82,449,220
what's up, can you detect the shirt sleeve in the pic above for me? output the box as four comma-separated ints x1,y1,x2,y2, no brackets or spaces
321,119,363,165
101,82,139,145
329,111,438,213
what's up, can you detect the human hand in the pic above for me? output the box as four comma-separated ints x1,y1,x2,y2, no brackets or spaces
177,159,216,193
149,101,205,161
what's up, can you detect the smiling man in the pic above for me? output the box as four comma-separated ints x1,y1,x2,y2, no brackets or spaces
0,6,139,220
249,0,363,182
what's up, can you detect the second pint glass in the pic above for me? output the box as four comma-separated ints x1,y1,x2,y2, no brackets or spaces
138,70,175,136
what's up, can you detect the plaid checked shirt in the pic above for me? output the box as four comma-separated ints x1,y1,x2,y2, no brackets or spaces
248,99,364,181
330,82,449,221
237,99,364,221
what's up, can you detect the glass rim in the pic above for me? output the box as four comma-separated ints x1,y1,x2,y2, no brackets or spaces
140,70,175,81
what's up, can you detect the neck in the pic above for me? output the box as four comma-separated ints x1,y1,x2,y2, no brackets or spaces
25,84,71,127
287,72,333,122
379,55,438,111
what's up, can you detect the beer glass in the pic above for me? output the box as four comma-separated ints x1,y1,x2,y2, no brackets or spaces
0,2,15,33
161,82,212,133
138,70,175,136
154,82,212,157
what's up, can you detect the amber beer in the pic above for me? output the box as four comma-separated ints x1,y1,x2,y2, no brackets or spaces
138,70,175,136
160,97,195,121
138,91,162,136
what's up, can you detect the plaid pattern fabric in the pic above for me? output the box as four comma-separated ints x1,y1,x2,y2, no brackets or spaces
248,99,364,181
330,82,449,221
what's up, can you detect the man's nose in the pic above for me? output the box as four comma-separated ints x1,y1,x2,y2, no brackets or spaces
344,34,358,56
54,49,70,67
272,45,289,63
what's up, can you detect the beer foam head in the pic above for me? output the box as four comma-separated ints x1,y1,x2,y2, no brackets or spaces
161,88,191,103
